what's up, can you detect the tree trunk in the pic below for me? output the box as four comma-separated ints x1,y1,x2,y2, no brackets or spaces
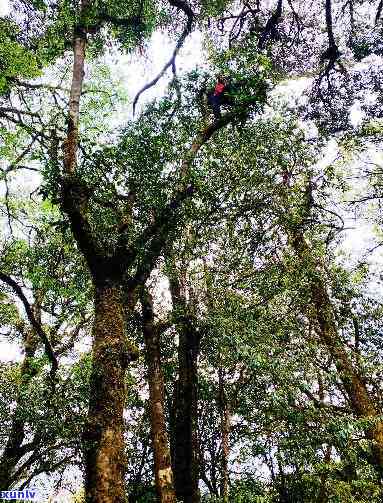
171,330,200,503
141,290,176,503
169,274,200,503
63,0,89,176
290,229,383,475
83,283,128,503
317,444,331,503
218,368,230,503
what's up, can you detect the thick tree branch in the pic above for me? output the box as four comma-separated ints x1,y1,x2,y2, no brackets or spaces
376,0,383,24
61,177,104,280
122,111,237,288
0,107,40,118
9,78,70,93
321,0,340,62
258,0,283,49
325,0,336,48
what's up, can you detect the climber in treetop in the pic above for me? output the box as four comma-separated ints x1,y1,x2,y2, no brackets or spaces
208,75,232,119
207,72,269,120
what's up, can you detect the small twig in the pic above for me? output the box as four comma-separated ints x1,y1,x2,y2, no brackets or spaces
366,241,383,254
55,315,91,356
314,204,345,229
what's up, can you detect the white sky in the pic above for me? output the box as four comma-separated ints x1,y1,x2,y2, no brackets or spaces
0,0,9,16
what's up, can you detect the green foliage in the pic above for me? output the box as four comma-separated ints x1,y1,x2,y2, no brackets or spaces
202,478,273,503
2,0,383,498
0,19,41,94
0,298,21,332
199,0,231,17
107,0,162,51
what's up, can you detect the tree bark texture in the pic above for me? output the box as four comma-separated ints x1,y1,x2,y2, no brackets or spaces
63,0,89,176
290,229,383,475
169,274,200,503
83,284,128,503
141,291,176,503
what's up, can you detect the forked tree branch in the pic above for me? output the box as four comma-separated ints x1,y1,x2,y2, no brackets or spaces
124,110,239,288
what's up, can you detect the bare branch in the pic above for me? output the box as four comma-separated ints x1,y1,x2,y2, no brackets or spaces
55,315,91,356
0,107,40,119
10,78,70,93
258,0,283,50
132,0,195,114
376,0,383,24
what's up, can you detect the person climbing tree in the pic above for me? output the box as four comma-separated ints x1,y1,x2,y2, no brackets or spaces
208,75,232,119
207,74,264,119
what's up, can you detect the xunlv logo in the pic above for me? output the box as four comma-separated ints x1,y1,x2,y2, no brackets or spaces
0,489,38,500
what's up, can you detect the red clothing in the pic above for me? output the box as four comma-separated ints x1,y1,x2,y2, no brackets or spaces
214,82,225,96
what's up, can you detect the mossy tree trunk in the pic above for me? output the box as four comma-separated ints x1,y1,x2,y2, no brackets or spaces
82,282,130,502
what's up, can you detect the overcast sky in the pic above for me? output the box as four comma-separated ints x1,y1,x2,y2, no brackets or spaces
0,0,9,16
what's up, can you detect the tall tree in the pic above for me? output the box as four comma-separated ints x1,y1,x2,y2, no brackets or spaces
140,288,176,503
